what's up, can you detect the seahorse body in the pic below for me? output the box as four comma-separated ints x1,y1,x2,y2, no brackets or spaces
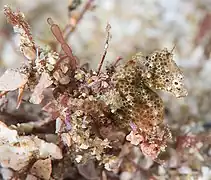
110,48,187,133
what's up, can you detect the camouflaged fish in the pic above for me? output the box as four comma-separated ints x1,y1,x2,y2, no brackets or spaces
110,48,188,133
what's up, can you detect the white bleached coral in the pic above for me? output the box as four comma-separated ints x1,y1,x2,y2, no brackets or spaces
0,121,62,171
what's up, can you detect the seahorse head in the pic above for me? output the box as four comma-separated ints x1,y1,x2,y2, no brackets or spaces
135,48,188,98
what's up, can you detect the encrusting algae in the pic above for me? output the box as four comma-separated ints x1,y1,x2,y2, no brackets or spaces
0,5,188,177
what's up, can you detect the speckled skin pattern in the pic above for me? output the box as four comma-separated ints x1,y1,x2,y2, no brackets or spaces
111,48,188,133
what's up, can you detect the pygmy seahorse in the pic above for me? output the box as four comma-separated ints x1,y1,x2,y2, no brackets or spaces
108,48,188,135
